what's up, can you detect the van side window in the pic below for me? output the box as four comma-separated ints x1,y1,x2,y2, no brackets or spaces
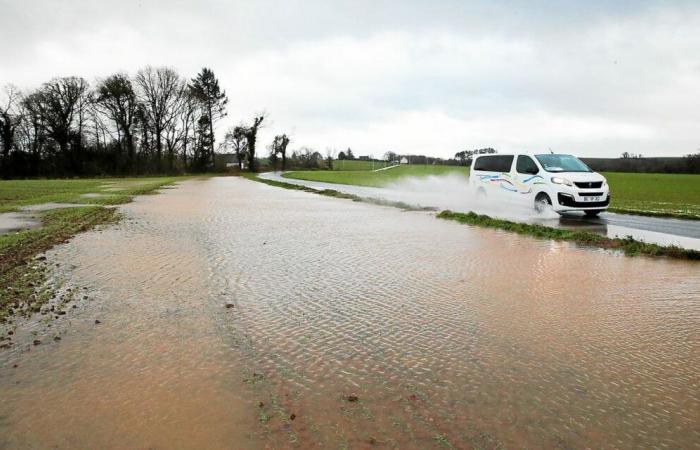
473,155,514,172
516,156,539,175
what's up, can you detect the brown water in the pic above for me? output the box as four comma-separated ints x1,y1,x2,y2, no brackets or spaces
1,177,699,449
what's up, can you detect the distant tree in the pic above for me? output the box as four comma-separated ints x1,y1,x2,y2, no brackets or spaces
270,134,290,170
345,147,354,159
384,151,397,163
238,115,265,171
94,74,139,170
224,124,247,170
33,77,91,173
135,67,185,170
0,85,22,171
189,68,228,168
684,152,700,173
325,148,337,170
338,151,346,160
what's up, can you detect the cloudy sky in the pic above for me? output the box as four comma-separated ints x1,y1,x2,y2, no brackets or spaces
1,0,699,158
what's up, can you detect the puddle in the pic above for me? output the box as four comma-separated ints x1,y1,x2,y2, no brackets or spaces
80,193,111,198
0,212,40,235
0,203,88,235
1,177,698,448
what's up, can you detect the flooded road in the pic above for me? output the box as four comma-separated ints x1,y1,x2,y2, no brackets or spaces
1,177,699,449
259,172,700,250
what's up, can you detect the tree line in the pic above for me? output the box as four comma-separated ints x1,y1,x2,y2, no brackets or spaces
0,67,288,178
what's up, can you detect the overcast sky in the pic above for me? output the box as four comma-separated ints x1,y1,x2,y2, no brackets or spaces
1,0,699,158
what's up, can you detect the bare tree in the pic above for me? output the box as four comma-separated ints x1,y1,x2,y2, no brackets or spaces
94,74,139,170
225,124,247,170
325,147,337,170
270,133,290,170
0,85,22,166
30,77,91,172
135,67,186,170
238,115,265,171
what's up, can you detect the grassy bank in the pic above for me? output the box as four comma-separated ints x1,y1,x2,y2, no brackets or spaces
0,176,187,322
248,174,700,261
437,210,699,260
284,164,468,187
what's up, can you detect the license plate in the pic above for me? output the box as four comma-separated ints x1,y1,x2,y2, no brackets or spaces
582,196,601,202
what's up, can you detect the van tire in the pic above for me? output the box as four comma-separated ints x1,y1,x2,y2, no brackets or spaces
584,210,602,217
534,193,552,213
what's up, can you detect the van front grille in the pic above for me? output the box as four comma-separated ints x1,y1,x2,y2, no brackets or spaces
574,181,603,189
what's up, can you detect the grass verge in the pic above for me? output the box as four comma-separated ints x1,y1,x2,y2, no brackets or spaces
247,173,700,261
0,177,184,323
436,210,700,260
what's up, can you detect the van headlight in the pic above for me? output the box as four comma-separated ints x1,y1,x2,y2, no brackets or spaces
551,177,572,186
602,178,608,187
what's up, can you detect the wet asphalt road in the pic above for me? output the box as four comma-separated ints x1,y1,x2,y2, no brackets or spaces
259,172,700,248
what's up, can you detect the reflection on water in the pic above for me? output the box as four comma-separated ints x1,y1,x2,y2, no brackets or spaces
1,177,699,449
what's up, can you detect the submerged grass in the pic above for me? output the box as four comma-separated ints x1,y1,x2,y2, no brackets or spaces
0,176,185,212
248,173,700,261
0,176,185,322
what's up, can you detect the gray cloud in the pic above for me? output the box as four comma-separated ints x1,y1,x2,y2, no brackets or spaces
1,0,699,158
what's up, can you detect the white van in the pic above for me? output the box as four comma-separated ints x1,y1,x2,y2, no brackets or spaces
470,153,610,216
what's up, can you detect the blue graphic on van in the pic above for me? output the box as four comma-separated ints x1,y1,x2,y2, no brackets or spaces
478,173,545,194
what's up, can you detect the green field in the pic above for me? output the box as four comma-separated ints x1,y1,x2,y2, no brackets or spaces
0,177,186,213
601,172,700,218
284,164,469,187
283,167,700,219
330,160,391,171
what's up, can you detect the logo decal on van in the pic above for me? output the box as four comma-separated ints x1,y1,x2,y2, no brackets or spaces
478,174,545,194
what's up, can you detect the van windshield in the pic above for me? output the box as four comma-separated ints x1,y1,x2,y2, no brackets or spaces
535,154,591,173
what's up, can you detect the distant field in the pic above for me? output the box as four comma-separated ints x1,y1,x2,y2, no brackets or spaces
283,167,700,219
284,164,468,187
0,177,184,213
602,172,700,218
330,160,391,171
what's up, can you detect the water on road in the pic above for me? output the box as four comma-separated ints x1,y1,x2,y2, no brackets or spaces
1,177,699,449
260,172,700,250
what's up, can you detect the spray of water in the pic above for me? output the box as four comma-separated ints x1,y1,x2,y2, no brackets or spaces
382,174,560,222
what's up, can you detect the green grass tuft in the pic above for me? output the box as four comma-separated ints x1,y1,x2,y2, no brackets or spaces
436,210,700,260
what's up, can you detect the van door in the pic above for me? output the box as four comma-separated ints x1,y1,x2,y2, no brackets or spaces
515,155,544,195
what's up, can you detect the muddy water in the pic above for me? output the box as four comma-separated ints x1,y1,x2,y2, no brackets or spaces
1,177,699,449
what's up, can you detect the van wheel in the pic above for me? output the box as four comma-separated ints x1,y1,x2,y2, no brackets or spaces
584,210,602,217
534,193,552,213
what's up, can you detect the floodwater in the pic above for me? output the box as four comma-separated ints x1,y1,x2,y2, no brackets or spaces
1,177,699,449
259,172,700,250
0,203,87,236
